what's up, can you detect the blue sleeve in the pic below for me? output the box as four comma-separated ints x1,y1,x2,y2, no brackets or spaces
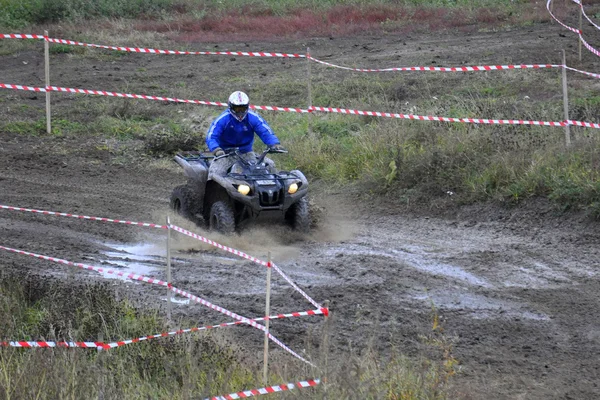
206,112,227,151
249,112,280,146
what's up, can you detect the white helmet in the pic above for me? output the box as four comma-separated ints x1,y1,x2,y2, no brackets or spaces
228,91,250,121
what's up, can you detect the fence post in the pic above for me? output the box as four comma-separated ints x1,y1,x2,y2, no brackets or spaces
263,252,273,386
561,50,571,147
579,1,583,62
306,47,313,138
166,215,172,324
320,299,331,396
44,30,51,134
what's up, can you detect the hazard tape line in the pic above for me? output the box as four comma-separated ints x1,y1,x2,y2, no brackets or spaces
1,341,102,348
0,244,313,366
309,56,560,72
580,34,600,57
0,34,304,58
0,34,45,39
548,0,600,58
207,379,320,400
572,0,600,31
568,120,600,128
565,65,600,79
0,245,170,286
104,308,327,349
46,37,305,58
1,308,326,350
548,0,582,34
311,55,600,79
168,285,314,366
2,82,598,129
0,204,167,229
170,224,322,309
312,105,567,127
5,32,599,77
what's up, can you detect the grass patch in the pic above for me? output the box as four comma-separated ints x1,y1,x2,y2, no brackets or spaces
0,273,256,399
0,272,458,399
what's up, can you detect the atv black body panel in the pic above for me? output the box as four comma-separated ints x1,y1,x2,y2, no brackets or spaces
171,148,309,233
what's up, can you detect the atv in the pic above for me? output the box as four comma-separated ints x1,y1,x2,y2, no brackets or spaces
170,147,310,234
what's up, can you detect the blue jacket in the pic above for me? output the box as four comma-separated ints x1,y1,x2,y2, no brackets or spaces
206,110,280,153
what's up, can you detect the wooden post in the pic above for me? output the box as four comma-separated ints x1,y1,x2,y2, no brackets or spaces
44,30,51,134
262,252,273,386
578,1,583,62
166,215,172,324
307,47,313,138
561,50,571,147
320,300,331,395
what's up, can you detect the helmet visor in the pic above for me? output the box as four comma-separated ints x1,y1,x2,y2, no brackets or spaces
231,104,248,114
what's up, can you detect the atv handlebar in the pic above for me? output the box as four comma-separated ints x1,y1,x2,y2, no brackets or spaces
212,147,287,162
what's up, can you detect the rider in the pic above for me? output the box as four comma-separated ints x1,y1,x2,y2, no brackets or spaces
206,91,285,177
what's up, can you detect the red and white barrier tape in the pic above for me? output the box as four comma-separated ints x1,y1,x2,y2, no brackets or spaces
0,34,304,58
167,285,314,366
565,65,600,79
579,34,600,57
309,56,560,72
0,244,313,366
46,37,305,58
103,307,327,349
207,379,320,400
2,82,598,129
1,341,103,348
572,0,600,31
547,0,582,34
5,32,600,78
548,0,600,58
0,204,167,229
0,34,45,39
0,245,170,286
0,201,322,311
312,105,567,127
568,120,600,128
170,224,322,309
2,308,326,350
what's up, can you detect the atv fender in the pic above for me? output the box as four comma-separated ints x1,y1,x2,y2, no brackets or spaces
174,155,208,185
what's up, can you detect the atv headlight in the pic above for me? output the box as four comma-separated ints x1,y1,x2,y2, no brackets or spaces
288,183,298,194
238,184,251,195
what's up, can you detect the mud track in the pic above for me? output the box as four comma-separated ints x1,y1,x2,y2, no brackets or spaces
1,24,600,399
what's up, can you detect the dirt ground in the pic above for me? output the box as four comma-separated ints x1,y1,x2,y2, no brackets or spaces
1,22,600,399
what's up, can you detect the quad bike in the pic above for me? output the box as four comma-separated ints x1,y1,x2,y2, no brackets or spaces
170,147,309,234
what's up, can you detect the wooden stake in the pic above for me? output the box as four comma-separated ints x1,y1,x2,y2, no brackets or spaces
166,215,172,324
44,30,51,134
579,2,583,62
307,47,313,138
561,50,571,147
320,300,331,395
263,252,273,386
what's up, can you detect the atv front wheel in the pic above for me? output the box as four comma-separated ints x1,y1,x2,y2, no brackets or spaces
285,197,310,233
209,200,236,235
170,185,200,220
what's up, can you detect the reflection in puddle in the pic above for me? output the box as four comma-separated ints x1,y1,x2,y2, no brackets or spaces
326,243,491,288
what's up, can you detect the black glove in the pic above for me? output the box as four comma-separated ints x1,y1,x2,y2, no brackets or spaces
213,147,225,157
270,144,286,151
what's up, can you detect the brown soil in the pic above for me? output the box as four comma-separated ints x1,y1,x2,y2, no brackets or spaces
1,22,600,399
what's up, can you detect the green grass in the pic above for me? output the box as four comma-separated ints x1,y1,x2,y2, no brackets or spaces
0,272,458,399
0,273,257,399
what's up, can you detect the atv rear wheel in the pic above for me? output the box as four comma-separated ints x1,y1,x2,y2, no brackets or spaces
209,200,236,235
285,197,310,233
170,185,200,220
